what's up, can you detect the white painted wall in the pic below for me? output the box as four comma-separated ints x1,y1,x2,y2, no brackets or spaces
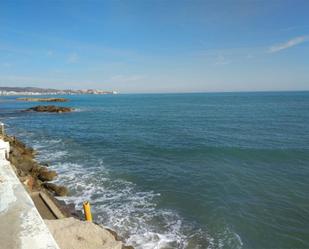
0,138,60,249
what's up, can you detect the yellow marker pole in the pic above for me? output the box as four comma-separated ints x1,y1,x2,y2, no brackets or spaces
83,201,93,222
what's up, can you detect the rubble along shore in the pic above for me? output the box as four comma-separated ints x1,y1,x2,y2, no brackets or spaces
3,133,133,249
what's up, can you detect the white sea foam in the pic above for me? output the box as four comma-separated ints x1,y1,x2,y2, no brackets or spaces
32,145,242,249
37,150,68,162
48,161,210,248
73,108,84,112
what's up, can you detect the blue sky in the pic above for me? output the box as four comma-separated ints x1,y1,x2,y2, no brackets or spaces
0,0,309,93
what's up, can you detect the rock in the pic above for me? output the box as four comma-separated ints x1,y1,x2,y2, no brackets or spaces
105,229,134,249
26,105,73,113
44,183,69,196
123,246,134,249
17,97,69,102
61,202,84,219
45,217,124,249
22,176,35,191
17,169,26,177
38,167,58,181
10,152,35,172
19,161,35,172
40,162,50,167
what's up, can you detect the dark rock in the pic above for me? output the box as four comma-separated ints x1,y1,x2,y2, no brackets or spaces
38,167,58,181
122,246,134,249
19,161,35,172
104,228,134,249
106,228,121,241
40,162,50,167
43,183,69,196
27,105,73,113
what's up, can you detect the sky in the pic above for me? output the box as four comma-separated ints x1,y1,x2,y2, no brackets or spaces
0,0,309,93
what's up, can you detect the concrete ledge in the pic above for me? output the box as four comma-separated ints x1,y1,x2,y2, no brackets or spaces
31,192,66,220
0,139,60,249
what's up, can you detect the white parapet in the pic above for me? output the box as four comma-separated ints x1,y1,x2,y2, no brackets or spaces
0,139,10,160
0,138,60,249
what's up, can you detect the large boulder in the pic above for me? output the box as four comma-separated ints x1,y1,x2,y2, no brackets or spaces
38,167,58,181
43,183,69,196
10,150,35,173
27,105,73,113
45,218,125,249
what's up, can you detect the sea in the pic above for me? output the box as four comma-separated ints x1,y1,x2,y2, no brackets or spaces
0,92,308,249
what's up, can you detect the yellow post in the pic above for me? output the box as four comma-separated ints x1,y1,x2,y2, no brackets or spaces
83,201,93,222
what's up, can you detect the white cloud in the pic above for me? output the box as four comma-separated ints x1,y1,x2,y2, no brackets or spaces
214,55,230,65
67,52,79,63
269,36,309,53
46,50,54,57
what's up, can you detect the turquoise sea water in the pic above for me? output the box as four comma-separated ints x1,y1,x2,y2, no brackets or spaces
1,92,309,249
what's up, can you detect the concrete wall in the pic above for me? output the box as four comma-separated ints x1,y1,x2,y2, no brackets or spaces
0,138,60,249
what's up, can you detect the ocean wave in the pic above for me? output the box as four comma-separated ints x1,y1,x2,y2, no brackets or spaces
6,131,242,249
49,161,242,249
73,108,84,112
37,150,68,162
3,129,243,249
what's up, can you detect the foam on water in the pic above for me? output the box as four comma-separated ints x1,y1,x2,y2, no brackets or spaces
50,161,190,248
3,92,309,249
7,129,242,249
73,108,84,112
37,150,68,162
4,119,243,249
46,156,242,249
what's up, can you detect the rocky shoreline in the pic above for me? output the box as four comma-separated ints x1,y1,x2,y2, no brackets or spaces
4,134,78,216
3,133,133,249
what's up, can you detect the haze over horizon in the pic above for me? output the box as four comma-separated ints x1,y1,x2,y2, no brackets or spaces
1,0,309,93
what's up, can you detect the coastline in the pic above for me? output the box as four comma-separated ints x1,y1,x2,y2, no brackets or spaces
3,132,133,249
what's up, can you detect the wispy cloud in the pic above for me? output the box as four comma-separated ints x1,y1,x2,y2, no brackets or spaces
46,50,54,57
269,36,309,53
109,74,146,83
67,52,79,64
214,55,230,65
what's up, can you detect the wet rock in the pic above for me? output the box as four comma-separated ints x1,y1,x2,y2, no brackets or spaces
44,183,69,196
19,161,35,172
122,246,134,249
38,167,58,181
40,162,50,167
27,105,73,113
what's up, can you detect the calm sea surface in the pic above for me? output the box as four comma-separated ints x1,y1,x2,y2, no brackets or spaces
1,92,309,249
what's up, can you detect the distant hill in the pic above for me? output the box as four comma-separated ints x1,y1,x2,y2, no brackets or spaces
0,87,61,93
0,86,117,95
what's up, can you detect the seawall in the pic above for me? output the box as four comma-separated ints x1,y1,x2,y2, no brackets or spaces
0,137,60,249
